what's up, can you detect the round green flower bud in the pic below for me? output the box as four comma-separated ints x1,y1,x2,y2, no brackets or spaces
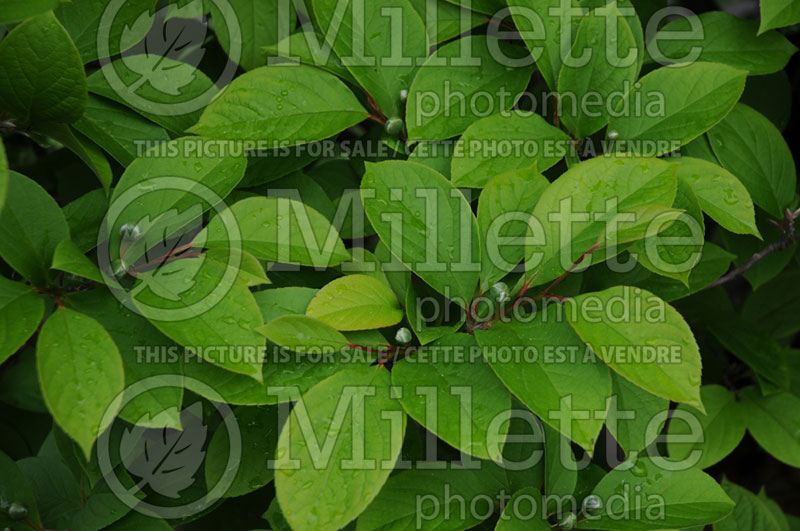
8,502,28,521
399,89,409,102
490,282,511,304
558,513,576,530
385,118,404,137
395,327,412,344
582,495,601,514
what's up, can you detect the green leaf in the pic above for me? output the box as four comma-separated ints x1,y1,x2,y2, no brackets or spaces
478,168,548,289
54,0,157,63
558,4,640,138
51,239,103,283
131,257,266,380
507,0,582,91
675,157,759,237
0,141,7,212
0,0,61,24
651,12,797,75
631,176,705,285
36,307,125,458
0,450,41,528
0,172,70,286
264,30,358,85
525,156,678,286
741,386,800,468
409,0,487,44
67,288,183,430
581,458,734,530
312,0,427,118
742,270,800,339
607,62,747,156
404,278,466,345
204,247,270,288
73,95,170,167
188,64,368,143
720,216,796,290
362,160,480,307
0,12,87,125
205,405,280,497
443,0,507,16
106,512,172,531
201,196,350,267
707,103,796,218
567,286,704,410
209,0,297,71
274,367,405,531
392,333,511,460
0,276,45,367
759,0,800,34
63,189,109,253
543,422,578,503
407,36,534,141
87,56,217,134
715,480,790,531
495,487,550,530
356,466,505,530
40,122,114,193
451,111,570,188
257,314,350,354
306,274,403,331
475,305,611,453
668,385,746,469
606,371,668,455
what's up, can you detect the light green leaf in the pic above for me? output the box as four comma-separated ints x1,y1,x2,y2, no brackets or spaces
478,168,549,289
204,247,269,287
257,314,350,354
36,307,125,458
0,172,70,286
651,12,797,75
715,480,790,531
451,111,569,188
741,386,800,468
558,4,640,138
0,12,87,125
475,305,611,453
407,35,534,141
362,160,480,307
306,274,403,331
567,286,704,410
274,367,405,531
675,157,759,237
525,156,678,286
205,405,280,497
668,385,746,469
0,276,45,367
607,62,747,156
73,95,170,167
189,64,368,143
55,0,157,63
51,239,103,283
392,333,511,461
87,56,217,134
606,371,668,455
707,103,796,218
312,0,427,118
0,0,61,24
209,0,297,71
759,0,800,34
581,458,734,530
132,257,266,380
201,196,350,268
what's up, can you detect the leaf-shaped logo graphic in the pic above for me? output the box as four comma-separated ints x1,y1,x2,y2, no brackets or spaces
120,0,207,96
120,401,208,499
119,203,204,271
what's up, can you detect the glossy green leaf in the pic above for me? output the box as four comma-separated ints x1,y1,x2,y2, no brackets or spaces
741,386,800,468
0,276,44,367
451,111,569,187
759,0,800,34
707,103,796,218
189,64,368,143
0,12,87,125
257,314,350,354
392,333,511,461
362,160,480,307
606,371,668,455
607,62,747,156
274,367,405,531
475,305,611,453
543,422,578,504
567,286,704,410
51,239,103,283
306,274,403,331
36,307,125,458
0,172,70,286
